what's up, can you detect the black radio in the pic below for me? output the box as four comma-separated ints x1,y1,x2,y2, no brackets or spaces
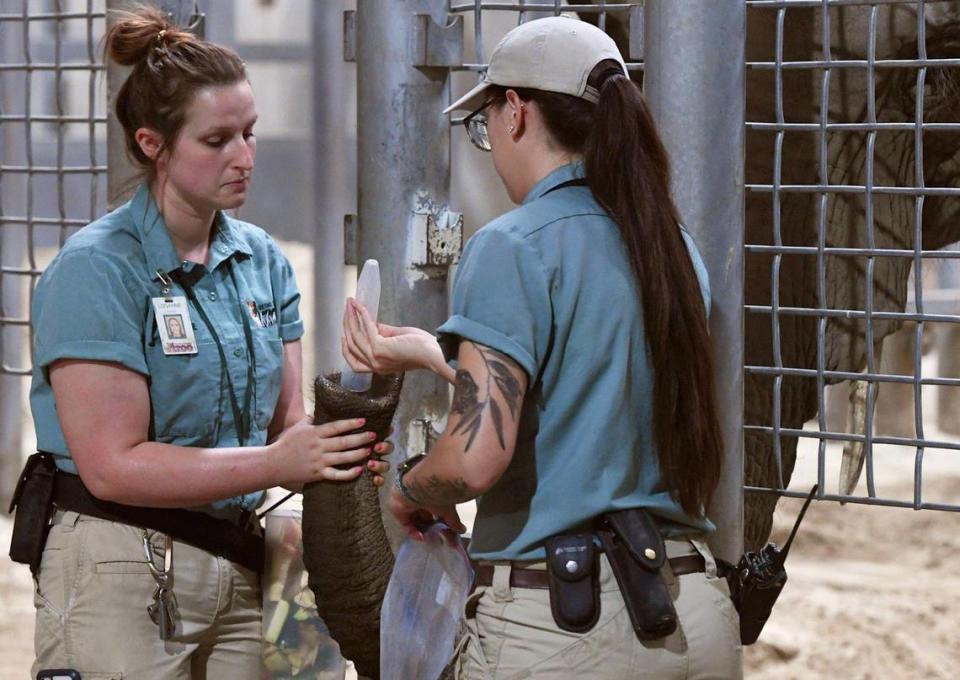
726,484,818,645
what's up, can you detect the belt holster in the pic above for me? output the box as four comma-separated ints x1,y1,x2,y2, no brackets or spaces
596,509,678,640
544,533,600,633
8,451,57,575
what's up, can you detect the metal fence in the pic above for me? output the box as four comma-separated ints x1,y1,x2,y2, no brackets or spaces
4,0,957,552
743,0,960,534
0,0,107,500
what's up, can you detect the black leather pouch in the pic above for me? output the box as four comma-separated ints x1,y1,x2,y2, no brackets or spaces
596,508,678,640
8,451,57,575
544,533,600,633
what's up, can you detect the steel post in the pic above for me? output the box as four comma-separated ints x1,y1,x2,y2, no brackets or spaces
311,2,351,376
355,0,458,459
644,0,746,563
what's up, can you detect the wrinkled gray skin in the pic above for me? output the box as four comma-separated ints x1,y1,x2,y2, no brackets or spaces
743,5,960,549
304,6,960,676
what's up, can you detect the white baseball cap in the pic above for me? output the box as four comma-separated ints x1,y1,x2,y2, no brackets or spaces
444,16,627,114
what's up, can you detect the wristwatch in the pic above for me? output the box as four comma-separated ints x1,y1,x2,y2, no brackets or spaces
394,453,427,504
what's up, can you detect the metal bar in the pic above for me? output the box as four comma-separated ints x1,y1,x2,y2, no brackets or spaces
743,426,960,452
106,0,139,207
355,0,457,463
746,305,960,324
310,2,349,384
745,245,960,258
0,63,106,71
0,11,106,20
748,58,960,69
746,184,960,196
747,0,937,7
0,115,108,122
745,365,960,388
449,2,638,11
1,216,94,226
645,0,745,564
862,5,878,498
747,121,960,131
0,165,108,173
912,0,927,510
815,0,830,497
770,7,786,491
746,487,960,514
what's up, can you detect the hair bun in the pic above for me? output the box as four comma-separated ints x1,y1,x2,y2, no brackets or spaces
105,6,193,67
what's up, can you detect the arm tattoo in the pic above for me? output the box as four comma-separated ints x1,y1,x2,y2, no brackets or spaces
406,473,471,506
449,345,522,451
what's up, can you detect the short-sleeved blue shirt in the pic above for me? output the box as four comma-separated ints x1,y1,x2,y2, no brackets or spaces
437,162,714,561
29,183,303,517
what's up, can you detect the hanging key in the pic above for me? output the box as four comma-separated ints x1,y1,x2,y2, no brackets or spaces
148,585,179,640
143,531,177,640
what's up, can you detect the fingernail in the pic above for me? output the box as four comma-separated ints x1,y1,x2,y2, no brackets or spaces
374,443,384,452
368,432,377,441
356,418,365,425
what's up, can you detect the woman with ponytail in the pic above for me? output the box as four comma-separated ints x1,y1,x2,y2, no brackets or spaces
342,15,739,680
21,6,391,678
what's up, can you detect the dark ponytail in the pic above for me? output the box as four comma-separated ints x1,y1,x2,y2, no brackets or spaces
487,61,723,517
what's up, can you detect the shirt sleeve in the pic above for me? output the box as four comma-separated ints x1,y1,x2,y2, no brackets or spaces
33,250,148,375
437,227,552,380
266,236,304,342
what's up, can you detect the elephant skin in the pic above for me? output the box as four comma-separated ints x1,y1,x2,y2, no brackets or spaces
302,373,404,680
744,5,960,548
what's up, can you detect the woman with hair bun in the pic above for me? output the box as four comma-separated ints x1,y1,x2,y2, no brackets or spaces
342,16,742,679
20,6,390,678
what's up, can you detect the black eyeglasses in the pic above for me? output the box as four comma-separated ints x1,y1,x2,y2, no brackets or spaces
463,101,494,152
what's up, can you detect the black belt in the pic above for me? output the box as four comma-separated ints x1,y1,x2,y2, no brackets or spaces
473,554,705,590
53,469,265,573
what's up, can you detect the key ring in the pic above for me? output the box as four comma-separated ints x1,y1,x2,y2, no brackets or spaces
142,530,173,587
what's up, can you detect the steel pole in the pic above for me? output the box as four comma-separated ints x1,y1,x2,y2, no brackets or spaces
355,0,456,462
311,2,351,377
644,0,746,564
0,2,24,508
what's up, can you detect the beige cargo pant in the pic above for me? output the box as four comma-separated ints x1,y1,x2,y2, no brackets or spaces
32,510,262,680
456,538,742,680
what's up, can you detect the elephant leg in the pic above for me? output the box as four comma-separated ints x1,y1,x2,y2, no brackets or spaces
839,339,885,496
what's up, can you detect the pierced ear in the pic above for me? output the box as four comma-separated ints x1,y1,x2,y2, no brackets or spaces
134,127,164,162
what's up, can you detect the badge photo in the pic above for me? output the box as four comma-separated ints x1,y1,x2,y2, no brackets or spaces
152,296,199,355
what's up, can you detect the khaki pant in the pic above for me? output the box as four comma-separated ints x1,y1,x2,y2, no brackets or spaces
456,539,742,680
32,510,262,680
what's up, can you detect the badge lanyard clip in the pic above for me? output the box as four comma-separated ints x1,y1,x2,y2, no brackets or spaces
156,269,174,302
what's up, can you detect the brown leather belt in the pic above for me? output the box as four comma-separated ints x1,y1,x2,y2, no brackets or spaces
473,554,706,590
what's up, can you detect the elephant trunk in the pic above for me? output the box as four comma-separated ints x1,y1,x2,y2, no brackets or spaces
302,372,404,680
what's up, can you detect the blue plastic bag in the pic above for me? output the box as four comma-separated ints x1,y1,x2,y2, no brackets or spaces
380,522,474,680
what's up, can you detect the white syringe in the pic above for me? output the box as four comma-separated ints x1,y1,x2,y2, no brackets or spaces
340,259,381,392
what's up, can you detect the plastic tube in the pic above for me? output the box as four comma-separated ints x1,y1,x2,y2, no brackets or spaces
341,259,381,392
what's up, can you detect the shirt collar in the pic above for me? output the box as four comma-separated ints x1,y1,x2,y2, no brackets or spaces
130,183,253,282
521,160,587,205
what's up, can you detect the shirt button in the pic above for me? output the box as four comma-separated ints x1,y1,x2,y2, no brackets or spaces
208,291,217,301
233,348,244,358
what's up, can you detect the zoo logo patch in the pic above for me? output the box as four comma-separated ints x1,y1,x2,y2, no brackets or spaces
246,300,277,329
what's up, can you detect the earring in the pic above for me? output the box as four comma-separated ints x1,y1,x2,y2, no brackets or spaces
508,125,516,133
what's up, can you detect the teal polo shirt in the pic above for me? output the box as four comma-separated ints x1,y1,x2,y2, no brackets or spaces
29,183,303,516
437,162,715,561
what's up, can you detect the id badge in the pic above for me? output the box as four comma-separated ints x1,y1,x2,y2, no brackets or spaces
152,296,199,355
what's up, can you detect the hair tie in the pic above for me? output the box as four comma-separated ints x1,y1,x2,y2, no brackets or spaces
157,29,167,42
